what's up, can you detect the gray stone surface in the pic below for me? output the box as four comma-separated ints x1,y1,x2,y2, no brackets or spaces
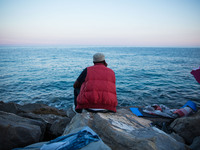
64,108,187,150
170,132,185,144
50,117,71,137
0,101,21,114
18,103,67,117
13,142,47,150
189,136,200,150
1,101,197,150
170,110,200,144
0,102,72,149
19,112,71,140
66,106,76,119
0,101,67,117
0,111,45,150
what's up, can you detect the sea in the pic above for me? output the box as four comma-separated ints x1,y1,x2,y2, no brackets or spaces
0,46,199,110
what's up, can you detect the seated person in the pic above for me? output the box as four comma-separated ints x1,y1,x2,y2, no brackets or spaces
73,53,118,113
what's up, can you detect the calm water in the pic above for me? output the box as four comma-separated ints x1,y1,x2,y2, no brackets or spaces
0,46,199,109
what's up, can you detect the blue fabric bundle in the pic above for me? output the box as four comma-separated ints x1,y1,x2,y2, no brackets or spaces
41,126,100,150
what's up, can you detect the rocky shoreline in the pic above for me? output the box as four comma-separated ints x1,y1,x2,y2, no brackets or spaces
0,101,200,150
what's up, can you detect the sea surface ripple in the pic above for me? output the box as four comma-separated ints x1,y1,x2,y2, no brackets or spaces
0,47,199,109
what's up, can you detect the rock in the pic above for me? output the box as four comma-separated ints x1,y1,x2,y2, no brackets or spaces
1,102,196,150
170,110,200,144
0,101,67,117
0,101,72,141
50,117,71,137
18,112,71,140
0,101,21,114
170,132,185,144
18,103,67,117
0,102,72,149
189,136,200,150
13,142,47,150
0,111,45,150
66,107,76,120
64,108,187,150
16,103,72,139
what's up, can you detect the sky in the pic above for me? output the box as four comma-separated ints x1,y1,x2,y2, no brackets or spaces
0,0,200,47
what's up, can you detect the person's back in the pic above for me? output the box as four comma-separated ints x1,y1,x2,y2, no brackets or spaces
73,53,118,113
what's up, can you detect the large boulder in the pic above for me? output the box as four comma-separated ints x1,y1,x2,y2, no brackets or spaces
18,103,67,117
0,101,68,117
0,102,74,149
0,101,72,141
0,101,21,114
18,112,71,140
18,104,72,140
50,117,71,137
0,111,45,150
170,110,200,144
64,108,187,150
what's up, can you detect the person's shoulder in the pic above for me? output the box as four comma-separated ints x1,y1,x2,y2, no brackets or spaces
86,66,93,69
106,67,115,73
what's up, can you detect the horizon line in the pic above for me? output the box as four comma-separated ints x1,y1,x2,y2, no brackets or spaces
0,44,200,49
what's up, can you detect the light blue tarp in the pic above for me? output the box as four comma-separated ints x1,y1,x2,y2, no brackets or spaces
13,126,111,150
40,126,99,150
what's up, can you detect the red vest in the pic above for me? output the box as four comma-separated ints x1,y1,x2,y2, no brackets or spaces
76,63,118,112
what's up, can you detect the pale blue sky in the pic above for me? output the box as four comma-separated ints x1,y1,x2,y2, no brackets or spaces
0,0,200,47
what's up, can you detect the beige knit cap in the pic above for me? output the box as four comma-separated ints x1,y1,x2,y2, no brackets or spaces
93,53,105,62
